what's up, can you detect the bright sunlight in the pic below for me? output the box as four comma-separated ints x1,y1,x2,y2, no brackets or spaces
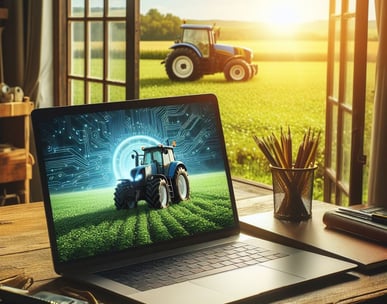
260,1,305,33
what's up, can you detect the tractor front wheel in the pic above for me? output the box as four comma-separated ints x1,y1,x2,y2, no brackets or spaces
224,59,251,81
114,180,137,210
145,177,170,209
165,47,203,81
172,167,190,203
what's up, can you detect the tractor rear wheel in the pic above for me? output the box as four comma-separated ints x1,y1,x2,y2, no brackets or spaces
224,59,251,81
145,177,169,209
165,47,203,81
114,180,137,209
172,167,190,203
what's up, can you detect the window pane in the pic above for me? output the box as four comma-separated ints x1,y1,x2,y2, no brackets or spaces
89,82,103,104
70,21,85,76
89,0,103,17
340,111,352,190
108,21,126,81
333,19,340,98
70,0,85,17
335,0,342,14
108,85,126,101
108,0,126,17
341,194,349,206
70,79,85,105
89,21,103,79
348,0,356,13
329,105,338,172
344,18,355,106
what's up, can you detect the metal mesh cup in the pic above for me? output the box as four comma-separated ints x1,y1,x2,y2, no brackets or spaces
270,165,317,221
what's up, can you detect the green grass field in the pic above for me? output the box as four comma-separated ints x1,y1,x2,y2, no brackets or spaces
139,59,376,201
71,39,376,201
140,60,327,195
50,172,235,262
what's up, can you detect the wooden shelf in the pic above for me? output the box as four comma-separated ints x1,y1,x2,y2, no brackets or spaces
0,101,34,205
0,101,34,117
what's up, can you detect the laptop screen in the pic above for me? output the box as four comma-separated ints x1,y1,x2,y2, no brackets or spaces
32,94,239,264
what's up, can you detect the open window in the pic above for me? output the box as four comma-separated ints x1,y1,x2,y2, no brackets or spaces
53,0,374,205
53,0,140,106
324,0,369,205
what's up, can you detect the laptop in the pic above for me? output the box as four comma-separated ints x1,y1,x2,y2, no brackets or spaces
32,94,356,304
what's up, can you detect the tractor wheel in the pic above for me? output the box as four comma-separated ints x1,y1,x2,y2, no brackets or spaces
223,59,251,81
165,47,203,81
145,177,170,209
114,180,137,210
172,167,190,203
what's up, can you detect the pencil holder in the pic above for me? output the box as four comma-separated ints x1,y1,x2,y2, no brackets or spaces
270,165,316,222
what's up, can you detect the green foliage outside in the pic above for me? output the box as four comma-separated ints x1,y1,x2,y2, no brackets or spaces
71,28,376,202
138,59,376,202
50,173,235,262
141,9,182,40
139,60,327,199
73,49,376,202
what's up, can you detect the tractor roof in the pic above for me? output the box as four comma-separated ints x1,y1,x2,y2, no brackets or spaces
142,144,174,151
181,24,213,30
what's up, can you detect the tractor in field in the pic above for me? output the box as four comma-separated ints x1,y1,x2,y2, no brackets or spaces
114,142,190,209
162,24,258,82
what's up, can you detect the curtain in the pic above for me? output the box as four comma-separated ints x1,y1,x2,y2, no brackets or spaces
2,0,43,102
2,0,44,202
368,0,387,205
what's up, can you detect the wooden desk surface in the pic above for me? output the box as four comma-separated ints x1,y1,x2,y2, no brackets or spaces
1,179,386,303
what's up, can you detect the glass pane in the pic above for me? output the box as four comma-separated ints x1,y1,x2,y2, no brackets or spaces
108,21,126,81
108,0,126,17
108,85,126,101
363,40,378,202
348,0,356,13
335,0,342,14
70,0,85,17
333,19,341,98
70,21,84,76
344,18,355,106
89,21,103,79
341,193,349,206
89,0,104,17
88,82,103,104
329,182,336,204
340,111,352,190
331,105,338,171
70,79,85,105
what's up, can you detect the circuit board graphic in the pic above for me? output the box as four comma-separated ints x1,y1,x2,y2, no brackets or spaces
39,103,225,193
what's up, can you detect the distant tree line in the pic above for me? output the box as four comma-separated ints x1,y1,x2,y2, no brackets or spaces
71,9,181,42
141,9,182,41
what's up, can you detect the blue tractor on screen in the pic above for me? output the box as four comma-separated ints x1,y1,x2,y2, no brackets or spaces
163,24,258,82
114,142,190,209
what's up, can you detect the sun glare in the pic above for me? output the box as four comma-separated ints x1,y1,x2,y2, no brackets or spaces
260,1,305,33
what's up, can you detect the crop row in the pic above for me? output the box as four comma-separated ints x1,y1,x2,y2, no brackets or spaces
56,198,234,262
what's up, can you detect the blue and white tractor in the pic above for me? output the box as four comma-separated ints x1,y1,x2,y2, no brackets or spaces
114,143,189,209
163,24,258,81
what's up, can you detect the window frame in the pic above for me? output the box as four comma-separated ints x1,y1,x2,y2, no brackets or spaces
53,0,140,106
324,0,369,205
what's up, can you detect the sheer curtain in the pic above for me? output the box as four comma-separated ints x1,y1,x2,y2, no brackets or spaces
368,0,387,205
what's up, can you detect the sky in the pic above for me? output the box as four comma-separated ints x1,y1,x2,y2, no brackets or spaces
140,0,376,23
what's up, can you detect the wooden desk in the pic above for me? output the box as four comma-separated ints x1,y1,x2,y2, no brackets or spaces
1,180,386,303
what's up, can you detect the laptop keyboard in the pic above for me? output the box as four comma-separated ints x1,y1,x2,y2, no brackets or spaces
99,242,289,291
